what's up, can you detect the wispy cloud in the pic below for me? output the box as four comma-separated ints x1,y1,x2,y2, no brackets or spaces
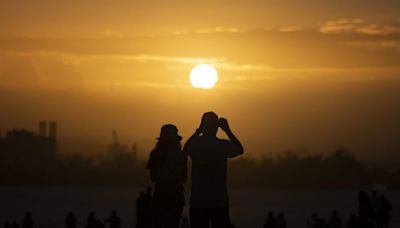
320,18,365,34
356,24,400,35
173,26,307,36
320,18,400,35
174,27,245,35
278,26,303,33
90,81,191,93
2,49,400,75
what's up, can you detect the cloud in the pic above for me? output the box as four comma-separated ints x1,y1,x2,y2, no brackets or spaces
357,24,400,35
320,18,400,35
320,18,365,34
1,26,400,79
174,27,245,35
1,49,400,76
174,26,305,35
278,26,303,32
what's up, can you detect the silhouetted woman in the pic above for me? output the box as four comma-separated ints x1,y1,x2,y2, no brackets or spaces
357,190,371,227
147,124,187,228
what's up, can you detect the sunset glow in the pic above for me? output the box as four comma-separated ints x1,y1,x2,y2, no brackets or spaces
0,1,399,161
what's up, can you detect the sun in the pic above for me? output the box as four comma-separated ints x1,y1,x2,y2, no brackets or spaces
190,64,218,89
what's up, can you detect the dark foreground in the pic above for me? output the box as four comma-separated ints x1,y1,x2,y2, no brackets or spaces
0,187,398,228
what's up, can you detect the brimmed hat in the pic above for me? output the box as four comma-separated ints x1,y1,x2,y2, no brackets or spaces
157,124,182,140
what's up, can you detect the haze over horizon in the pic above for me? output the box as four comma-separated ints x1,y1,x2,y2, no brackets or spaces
1,0,400,161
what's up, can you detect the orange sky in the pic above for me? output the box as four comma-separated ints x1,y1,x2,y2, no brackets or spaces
1,0,400,161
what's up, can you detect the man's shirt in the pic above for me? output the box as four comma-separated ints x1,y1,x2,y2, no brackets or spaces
185,135,242,208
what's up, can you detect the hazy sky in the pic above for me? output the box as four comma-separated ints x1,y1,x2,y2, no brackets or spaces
1,0,400,161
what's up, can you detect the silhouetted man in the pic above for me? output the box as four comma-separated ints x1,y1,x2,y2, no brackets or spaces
184,112,244,228
104,210,121,228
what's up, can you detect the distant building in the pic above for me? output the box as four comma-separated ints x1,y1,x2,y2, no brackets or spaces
131,143,138,164
106,130,138,166
0,121,57,165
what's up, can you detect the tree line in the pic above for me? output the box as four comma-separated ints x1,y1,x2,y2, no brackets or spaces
0,148,399,189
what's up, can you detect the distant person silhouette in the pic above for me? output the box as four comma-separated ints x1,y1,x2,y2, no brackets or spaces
370,190,380,221
144,187,154,227
357,190,371,227
184,112,244,228
264,211,276,228
4,221,11,228
104,210,121,228
276,212,287,228
86,212,97,228
66,212,77,228
147,124,187,228
378,195,392,228
135,191,147,228
22,212,33,228
309,213,326,228
328,210,342,228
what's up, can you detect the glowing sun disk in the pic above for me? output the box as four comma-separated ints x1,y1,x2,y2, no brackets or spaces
190,64,218,89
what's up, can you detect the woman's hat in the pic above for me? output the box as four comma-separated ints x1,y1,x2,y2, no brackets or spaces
157,124,182,140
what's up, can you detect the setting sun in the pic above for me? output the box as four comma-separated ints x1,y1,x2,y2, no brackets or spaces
189,64,218,89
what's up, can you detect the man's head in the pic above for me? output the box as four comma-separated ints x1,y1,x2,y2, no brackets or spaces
200,112,219,136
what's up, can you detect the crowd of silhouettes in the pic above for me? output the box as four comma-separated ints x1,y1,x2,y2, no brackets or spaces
3,211,121,228
1,189,394,228
306,190,392,228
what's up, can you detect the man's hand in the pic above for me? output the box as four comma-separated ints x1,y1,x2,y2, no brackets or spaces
219,117,244,155
219,118,230,132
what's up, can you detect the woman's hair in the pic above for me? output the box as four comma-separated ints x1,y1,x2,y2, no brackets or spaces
146,138,182,172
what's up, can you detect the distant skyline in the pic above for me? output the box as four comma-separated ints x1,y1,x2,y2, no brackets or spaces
1,1,400,161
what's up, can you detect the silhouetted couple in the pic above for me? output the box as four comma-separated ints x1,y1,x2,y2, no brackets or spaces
147,112,244,228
